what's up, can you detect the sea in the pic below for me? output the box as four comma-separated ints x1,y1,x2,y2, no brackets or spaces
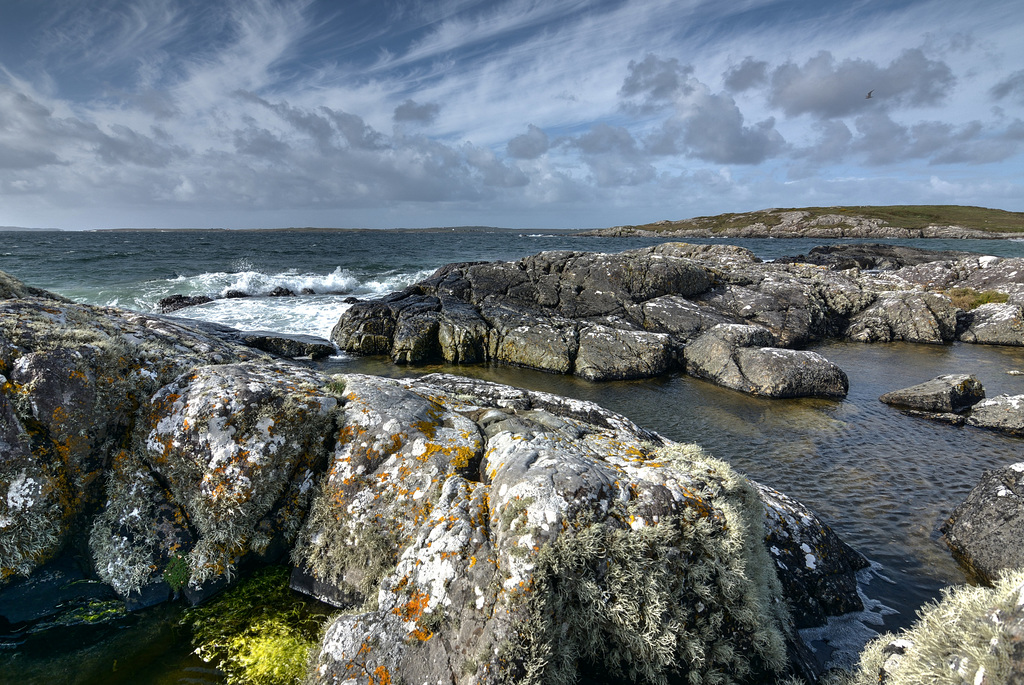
4,227,1024,683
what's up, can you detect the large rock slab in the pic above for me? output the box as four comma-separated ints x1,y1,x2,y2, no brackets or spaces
943,462,1024,584
844,291,959,343
91,361,340,604
879,374,985,414
333,241,1020,389
297,373,865,684
684,324,849,398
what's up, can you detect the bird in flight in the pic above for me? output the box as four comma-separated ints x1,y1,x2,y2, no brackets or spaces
866,90,874,99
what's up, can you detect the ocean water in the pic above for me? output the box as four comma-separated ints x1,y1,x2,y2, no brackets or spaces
4,228,1024,681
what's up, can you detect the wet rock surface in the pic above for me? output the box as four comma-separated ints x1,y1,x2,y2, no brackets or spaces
943,462,1024,584
966,394,1024,436
0,268,871,684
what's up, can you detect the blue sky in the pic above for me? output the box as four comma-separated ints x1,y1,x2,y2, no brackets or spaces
0,0,1022,229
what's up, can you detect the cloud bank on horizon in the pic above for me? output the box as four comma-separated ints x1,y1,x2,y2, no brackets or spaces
0,0,1021,229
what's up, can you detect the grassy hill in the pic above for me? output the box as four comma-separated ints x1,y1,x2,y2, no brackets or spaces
627,205,1024,234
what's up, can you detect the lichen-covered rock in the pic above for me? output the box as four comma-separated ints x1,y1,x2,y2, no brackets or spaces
966,394,1024,436
300,373,864,685
838,568,1024,685
880,374,985,414
943,462,1024,585
0,298,263,583
959,303,1024,345
684,324,849,398
91,361,341,602
844,291,959,343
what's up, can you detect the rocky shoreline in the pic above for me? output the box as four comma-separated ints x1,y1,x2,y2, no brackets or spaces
4,237,1024,684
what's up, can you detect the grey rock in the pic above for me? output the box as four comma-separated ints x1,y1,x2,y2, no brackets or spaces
967,394,1024,436
880,374,985,413
943,462,1024,584
0,298,263,581
959,303,1024,345
299,373,862,685
844,291,959,343
684,324,849,398
157,293,213,313
574,323,678,380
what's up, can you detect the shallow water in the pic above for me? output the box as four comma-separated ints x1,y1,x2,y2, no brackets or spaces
4,228,1024,680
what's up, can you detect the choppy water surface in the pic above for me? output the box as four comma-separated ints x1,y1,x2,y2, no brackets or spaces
4,228,1024,681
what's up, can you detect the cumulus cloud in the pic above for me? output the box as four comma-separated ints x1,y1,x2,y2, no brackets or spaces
723,57,768,92
619,54,693,113
393,99,441,124
769,49,955,118
506,124,549,159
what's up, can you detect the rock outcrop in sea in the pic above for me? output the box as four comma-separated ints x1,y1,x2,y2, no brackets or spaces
332,242,1024,396
0,269,870,684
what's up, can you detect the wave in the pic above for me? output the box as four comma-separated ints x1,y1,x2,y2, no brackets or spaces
148,265,435,301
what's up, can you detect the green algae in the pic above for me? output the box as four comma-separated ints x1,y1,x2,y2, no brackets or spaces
183,565,332,685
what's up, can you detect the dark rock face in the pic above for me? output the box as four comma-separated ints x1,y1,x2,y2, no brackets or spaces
237,331,336,359
880,374,985,414
683,324,849,398
157,294,213,313
775,243,977,271
332,242,1024,394
757,484,869,629
943,462,1024,584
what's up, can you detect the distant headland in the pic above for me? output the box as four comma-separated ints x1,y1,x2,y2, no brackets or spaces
578,205,1024,239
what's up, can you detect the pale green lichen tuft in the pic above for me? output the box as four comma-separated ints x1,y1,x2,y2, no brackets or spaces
498,442,789,685
837,567,1024,685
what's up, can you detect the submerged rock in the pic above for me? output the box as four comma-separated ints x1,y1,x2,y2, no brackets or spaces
943,462,1024,584
879,374,985,414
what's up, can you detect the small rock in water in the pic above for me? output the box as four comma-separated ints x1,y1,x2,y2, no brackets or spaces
879,374,985,414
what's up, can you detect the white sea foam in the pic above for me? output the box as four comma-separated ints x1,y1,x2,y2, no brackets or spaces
149,266,435,339
176,295,352,340
798,561,898,671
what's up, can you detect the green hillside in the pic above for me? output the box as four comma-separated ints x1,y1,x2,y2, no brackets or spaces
631,205,1024,234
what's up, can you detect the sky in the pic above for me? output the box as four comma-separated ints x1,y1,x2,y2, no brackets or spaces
0,0,1022,230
